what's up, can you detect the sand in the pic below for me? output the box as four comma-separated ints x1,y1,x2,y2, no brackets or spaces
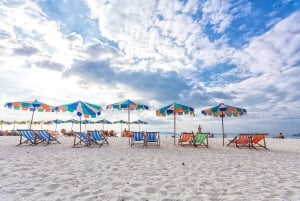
0,136,299,201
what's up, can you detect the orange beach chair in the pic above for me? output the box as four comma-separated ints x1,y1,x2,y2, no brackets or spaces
250,133,268,149
227,133,252,148
178,131,195,146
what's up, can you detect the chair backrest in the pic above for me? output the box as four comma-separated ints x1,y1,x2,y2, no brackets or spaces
251,133,268,143
89,130,104,141
76,132,89,142
236,134,251,144
132,132,144,141
194,133,208,143
180,132,194,142
18,130,35,140
35,130,55,140
146,132,158,142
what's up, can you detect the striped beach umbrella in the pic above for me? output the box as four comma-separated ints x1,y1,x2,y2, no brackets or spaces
156,102,195,145
56,101,102,146
95,119,112,130
201,103,247,146
56,101,102,132
113,120,128,136
131,119,148,132
4,100,56,129
106,99,149,132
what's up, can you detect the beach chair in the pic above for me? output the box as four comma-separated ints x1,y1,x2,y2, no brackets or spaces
34,130,61,145
193,132,209,148
178,132,195,146
227,133,252,148
16,129,41,146
73,132,91,147
145,132,160,147
250,133,268,150
131,131,145,147
88,130,109,147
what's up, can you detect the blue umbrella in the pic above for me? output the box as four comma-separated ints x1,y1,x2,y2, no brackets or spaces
113,120,128,136
95,119,112,130
131,119,148,132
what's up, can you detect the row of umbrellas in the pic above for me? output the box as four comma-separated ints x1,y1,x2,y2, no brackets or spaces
4,100,247,146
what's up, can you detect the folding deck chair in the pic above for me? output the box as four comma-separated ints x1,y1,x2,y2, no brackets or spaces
17,129,41,146
227,133,252,148
193,132,209,148
34,130,61,145
145,132,160,147
88,130,109,147
178,132,195,146
73,132,91,147
250,133,268,150
131,131,145,147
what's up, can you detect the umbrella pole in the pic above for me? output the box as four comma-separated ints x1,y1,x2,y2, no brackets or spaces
222,116,225,147
174,113,176,146
29,110,35,129
128,109,130,145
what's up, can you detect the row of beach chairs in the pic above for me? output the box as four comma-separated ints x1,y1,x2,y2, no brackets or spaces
16,129,109,148
15,130,268,149
227,133,268,149
178,132,268,149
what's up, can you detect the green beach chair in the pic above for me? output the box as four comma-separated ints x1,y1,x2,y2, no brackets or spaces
193,132,209,148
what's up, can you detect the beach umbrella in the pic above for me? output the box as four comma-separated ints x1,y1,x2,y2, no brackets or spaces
45,119,64,131
131,119,148,132
156,102,195,145
82,119,95,132
95,119,112,130
4,100,56,129
113,120,128,136
56,101,102,146
64,119,80,130
56,101,102,132
106,99,149,132
201,103,247,146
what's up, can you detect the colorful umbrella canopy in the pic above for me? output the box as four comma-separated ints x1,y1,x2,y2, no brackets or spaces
44,119,64,131
56,101,102,146
95,119,112,130
106,99,149,131
113,120,128,136
4,100,56,129
130,119,148,132
201,103,247,146
64,119,80,130
156,102,195,145
56,101,102,132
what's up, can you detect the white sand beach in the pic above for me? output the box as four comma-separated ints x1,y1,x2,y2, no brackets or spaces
0,136,299,201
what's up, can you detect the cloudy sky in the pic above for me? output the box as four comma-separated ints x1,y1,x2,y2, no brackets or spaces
0,0,299,136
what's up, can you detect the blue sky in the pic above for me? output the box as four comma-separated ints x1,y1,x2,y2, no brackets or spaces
0,0,299,136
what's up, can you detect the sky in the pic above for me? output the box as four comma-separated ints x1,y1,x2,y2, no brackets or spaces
0,0,299,136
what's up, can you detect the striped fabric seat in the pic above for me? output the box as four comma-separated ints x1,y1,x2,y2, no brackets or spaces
131,132,145,147
145,132,160,147
73,132,91,147
35,130,61,144
17,129,39,146
88,130,109,147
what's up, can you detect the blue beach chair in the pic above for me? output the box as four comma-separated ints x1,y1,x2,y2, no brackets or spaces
34,130,61,145
17,129,40,146
145,132,160,147
73,132,91,147
131,131,145,147
88,130,109,147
